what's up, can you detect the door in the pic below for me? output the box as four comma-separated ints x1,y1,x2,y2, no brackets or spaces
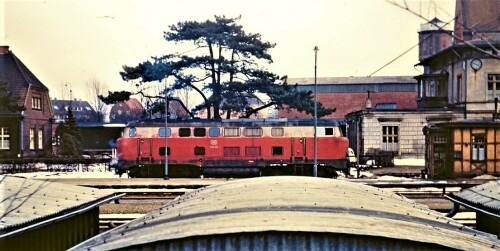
291,137,306,161
138,138,152,159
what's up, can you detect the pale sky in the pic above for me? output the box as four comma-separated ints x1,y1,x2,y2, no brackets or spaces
3,0,455,100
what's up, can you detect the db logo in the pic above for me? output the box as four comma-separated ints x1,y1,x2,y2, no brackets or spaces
210,140,218,146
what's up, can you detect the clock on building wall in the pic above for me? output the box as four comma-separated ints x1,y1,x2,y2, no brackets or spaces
470,58,482,71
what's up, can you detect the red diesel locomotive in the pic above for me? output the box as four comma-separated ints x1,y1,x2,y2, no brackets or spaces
114,118,349,178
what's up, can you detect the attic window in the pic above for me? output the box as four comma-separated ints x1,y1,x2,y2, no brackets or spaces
375,103,396,110
32,97,42,110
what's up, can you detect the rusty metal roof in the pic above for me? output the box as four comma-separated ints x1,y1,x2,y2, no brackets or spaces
448,180,500,211
72,176,500,251
0,175,116,233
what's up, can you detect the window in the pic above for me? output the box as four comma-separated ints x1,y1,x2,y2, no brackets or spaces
129,127,136,137
0,127,10,150
32,97,42,110
159,127,171,137
472,134,485,162
194,128,206,137
194,146,205,155
272,146,283,155
223,147,240,156
38,129,43,150
179,128,191,137
209,128,220,137
325,128,334,136
271,128,284,137
487,74,500,101
245,146,261,156
224,128,240,137
29,128,35,150
243,128,263,137
456,75,462,103
381,125,399,152
159,147,170,156
375,103,396,110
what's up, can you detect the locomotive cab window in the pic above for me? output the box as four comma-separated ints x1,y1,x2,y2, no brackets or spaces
159,147,170,156
159,127,171,137
194,128,206,137
224,128,240,137
325,128,334,136
209,128,220,137
271,128,284,137
179,128,191,137
244,128,263,137
129,127,136,137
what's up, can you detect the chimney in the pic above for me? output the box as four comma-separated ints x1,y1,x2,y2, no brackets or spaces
0,45,9,54
365,90,372,110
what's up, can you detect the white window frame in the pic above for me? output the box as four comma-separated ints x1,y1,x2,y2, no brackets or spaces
38,129,43,150
0,127,10,150
381,124,399,153
487,74,500,101
29,128,35,150
32,97,42,110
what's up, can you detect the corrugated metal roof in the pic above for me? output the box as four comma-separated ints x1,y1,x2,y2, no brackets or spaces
72,176,500,251
449,180,500,211
289,76,417,85
0,175,115,231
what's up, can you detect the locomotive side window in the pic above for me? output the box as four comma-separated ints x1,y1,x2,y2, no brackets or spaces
223,147,240,156
194,146,205,155
159,147,170,156
245,146,261,156
158,127,171,137
325,128,334,136
179,128,191,137
271,128,284,137
224,128,240,137
209,128,220,137
244,128,263,137
129,127,136,137
272,146,283,155
194,128,206,137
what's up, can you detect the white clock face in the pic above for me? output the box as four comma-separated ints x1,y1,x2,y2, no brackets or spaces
471,58,482,70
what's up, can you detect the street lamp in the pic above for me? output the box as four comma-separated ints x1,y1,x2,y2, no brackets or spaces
313,46,318,177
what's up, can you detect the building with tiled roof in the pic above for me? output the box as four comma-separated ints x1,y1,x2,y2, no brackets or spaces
52,99,98,123
109,98,144,123
0,45,54,159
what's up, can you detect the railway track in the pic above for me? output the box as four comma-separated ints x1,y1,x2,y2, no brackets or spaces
98,184,479,232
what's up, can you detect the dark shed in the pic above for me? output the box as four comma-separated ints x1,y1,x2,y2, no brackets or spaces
72,176,499,250
446,180,500,238
0,175,120,250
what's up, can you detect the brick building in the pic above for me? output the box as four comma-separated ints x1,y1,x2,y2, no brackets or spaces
0,45,53,159
109,98,144,123
279,76,418,120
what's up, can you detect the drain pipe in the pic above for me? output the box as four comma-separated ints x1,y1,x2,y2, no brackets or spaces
445,201,461,218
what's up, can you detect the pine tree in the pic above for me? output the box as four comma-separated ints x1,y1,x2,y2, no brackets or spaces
106,16,334,119
55,107,82,158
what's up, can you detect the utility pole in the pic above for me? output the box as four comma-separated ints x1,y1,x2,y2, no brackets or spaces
164,80,169,180
313,46,318,177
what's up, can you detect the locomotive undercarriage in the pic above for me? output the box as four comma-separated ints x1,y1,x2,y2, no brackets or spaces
116,159,348,178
